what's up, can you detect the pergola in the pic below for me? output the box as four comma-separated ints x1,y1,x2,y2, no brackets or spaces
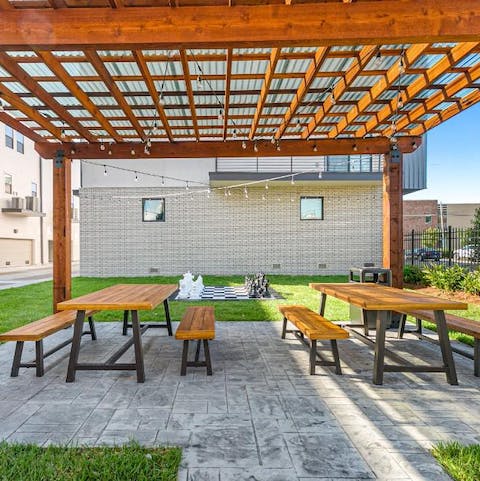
0,0,479,309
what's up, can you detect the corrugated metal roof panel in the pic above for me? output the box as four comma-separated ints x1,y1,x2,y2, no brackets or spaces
154,80,187,92
169,119,192,127
190,49,226,56
97,50,132,57
229,94,256,105
21,121,41,128
356,115,373,122
6,51,37,58
104,62,141,76
52,51,85,57
19,63,55,77
0,66,9,77
62,62,97,76
116,80,148,92
116,129,138,136
124,96,151,106
190,59,225,76
90,96,118,106
270,77,302,90
234,48,272,55
394,74,420,87
456,53,480,68
76,81,108,92
79,120,101,127
228,107,256,116
53,96,82,106
411,54,445,69
340,91,364,102
38,109,56,117
110,120,133,127
330,104,351,113
275,58,310,73
455,87,477,98
310,77,336,89
23,97,44,107
320,57,353,72
365,104,385,112
230,78,263,91
435,101,456,110
38,81,69,93
266,93,293,103
104,109,128,117
232,60,269,75
1,81,30,94
378,90,399,100
435,73,461,85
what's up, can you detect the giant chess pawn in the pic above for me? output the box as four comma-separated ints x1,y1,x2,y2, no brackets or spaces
190,275,203,300
178,271,194,299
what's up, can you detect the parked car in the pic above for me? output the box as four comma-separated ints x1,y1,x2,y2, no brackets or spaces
413,248,441,261
453,245,476,260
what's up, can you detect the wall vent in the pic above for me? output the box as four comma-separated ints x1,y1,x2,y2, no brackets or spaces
318,263,327,269
149,267,159,273
272,264,281,269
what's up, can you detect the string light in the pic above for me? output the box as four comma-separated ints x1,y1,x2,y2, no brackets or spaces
158,92,165,107
242,140,247,150
290,174,295,185
103,165,108,176
185,181,189,190
353,144,358,152
374,50,382,66
130,148,136,156
276,140,281,152
100,142,106,151
313,144,318,152
134,171,139,182
161,176,165,186
244,186,248,199
265,182,269,190
253,141,258,153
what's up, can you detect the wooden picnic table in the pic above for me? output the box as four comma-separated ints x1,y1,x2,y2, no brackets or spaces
57,284,177,383
309,283,468,385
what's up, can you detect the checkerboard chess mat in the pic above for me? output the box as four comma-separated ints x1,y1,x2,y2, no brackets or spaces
173,286,279,301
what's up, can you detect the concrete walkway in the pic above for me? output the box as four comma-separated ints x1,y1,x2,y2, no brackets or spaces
0,321,479,480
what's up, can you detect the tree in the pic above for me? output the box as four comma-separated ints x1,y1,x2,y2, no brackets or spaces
470,207,480,262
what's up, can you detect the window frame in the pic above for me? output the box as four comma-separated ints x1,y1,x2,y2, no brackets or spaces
5,126,13,149
300,196,324,221
16,132,24,154
31,181,38,197
142,197,165,223
4,173,13,195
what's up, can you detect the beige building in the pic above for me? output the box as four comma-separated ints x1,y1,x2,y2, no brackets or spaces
442,203,480,229
0,122,80,268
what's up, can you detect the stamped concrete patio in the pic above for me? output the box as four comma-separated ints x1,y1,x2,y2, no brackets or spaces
0,321,479,481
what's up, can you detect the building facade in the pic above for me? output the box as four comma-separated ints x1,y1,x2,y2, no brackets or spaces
0,122,80,268
80,149,425,277
403,199,439,232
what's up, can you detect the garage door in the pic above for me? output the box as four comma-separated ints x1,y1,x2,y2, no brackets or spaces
0,238,33,267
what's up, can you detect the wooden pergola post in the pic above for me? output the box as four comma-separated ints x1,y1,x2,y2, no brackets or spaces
383,149,404,288
53,150,72,312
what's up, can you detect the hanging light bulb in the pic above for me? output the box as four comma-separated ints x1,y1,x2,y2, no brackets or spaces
330,90,336,106
197,75,203,89
224,188,228,197
100,142,106,151
374,50,382,66
290,194,295,203
313,144,318,152
398,92,404,108
218,109,224,121
70,147,76,155
158,92,165,106
353,144,358,152
152,120,159,134
271,135,276,145
265,182,269,190
262,193,266,201
144,144,150,155
103,165,108,176
232,129,237,139
134,172,139,182
185,181,189,191
276,140,281,152
290,174,295,185
161,176,165,186
131,148,136,156
108,148,112,156
242,140,247,150
0,99,4,112
244,186,248,199
60,128,66,139
227,188,232,196
207,187,211,198
399,56,406,75
253,141,258,153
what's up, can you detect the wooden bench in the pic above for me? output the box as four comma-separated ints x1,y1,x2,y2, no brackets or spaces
279,305,349,375
0,310,96,377
398,309,479,377
175,306,215,376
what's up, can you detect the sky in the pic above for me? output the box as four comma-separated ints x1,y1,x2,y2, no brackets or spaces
404,102,480,204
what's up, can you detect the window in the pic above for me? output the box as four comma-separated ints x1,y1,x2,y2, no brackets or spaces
425,215,432,224
142,198,165,222
5,126,13,149
300,196,324,220
31,182,38,197
4,173,12,194
16,133,24,154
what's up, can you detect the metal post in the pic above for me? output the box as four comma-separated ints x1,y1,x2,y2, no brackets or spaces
66,310,86,382
181,340,189,376
411,229,415,266
122,310,129,335
373,310,388,385
319,293,327,316
310,340,317,375
203,340,212,375
448,225,452,267
434,310,458,385
35,341,44,377
131,310,145,383
163,300,173,336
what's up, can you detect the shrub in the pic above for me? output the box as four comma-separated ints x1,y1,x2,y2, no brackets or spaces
403,265,425,285
461,269,480,296
422,264,467,292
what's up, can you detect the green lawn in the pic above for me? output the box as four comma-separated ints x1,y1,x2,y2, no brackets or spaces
432,442,480,481
0,275,350,332
0,442,181,481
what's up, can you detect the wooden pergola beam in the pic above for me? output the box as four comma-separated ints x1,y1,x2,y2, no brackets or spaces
179,49,200,141
328,44,429,139
85,50,146,142
300,45,377,139
222,48,233,141
132,50,173,142
1,2,480,48
35,136,421,160
249,48,281,140
275,47,329,140
0,52,96,142
359,41,479,137
36,50,122,142
0,0,12,9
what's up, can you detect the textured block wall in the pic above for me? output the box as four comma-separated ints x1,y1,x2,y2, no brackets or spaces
80,184,382,276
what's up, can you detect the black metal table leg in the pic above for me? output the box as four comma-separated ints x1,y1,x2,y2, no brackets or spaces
122,310,129,336
66,310,86,383
131,310,145,383
281,316,288,339
474,339,479,377
203,340,212,376
434,310,458,385
361,309,369,336
373,310,388,385
163,300,173,336
309,339,317,375
88,316,97,340
331,340,342,375
35,340,44,377
11,341,24,377
195,340,201,362
319,293,327,316
181,340,189,376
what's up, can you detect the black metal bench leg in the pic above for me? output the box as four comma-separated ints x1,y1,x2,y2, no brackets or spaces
281,316,287,339
11,341,24,377
163,300,173,336
131,310,145,383
66,310,86,383
434,310,458,385
203,340,212,376
416,317,423,335
181,340,189,376
195,340,201,362
331,340,342,375
88,316,97,341
310,339,317,375
35,340,44,377
474,339,479,377
122,310,129,336
397,314,407,339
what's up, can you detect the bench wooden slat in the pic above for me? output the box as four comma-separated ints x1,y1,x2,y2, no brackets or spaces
0,310,97,342
401,309,480,339
175,306,215,340
279,305,349,340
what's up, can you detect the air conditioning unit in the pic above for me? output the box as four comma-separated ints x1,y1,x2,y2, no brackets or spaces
25,196,39,211
11,197,25,209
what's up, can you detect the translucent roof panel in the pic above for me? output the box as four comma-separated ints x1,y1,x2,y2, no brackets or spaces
116,80,148,93
79,120,102,127
1,82,30,94
90,96,119,106
38,81,69,93
456,53,480,68
19,63,55,77
76,81,108,92
68,109,95,118
110,120,133,127
411,54,445,69
320,58,354,72
54,96,82,107
154,80,187,93
23,97,44,107
104,62,141,77
62,62,98,76
275,58,310,74
232,60,268,75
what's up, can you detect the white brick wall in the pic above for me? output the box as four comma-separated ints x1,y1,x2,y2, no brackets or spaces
80,184,382,276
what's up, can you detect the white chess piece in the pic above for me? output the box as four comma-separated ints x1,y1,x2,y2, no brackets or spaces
177,271,194,299
189,275,203,300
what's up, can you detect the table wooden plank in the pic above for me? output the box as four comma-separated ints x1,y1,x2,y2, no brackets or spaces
309,283,468,311
57,284,178,311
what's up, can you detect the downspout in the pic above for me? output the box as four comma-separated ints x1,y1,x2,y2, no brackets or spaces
39,155,44,264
